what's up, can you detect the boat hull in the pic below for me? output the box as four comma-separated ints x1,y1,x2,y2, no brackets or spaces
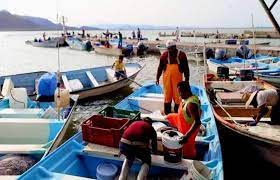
94,45,122,56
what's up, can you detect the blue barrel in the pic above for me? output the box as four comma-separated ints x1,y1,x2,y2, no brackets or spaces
38,73,57,96
96,162,118,180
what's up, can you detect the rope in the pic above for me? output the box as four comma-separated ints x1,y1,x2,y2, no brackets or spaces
9,88,26,108
214,99,245,127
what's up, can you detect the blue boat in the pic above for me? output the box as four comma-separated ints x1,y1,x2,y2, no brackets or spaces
0,63,143,100
207,56,273,75
19,84,223,179
0,88,78,177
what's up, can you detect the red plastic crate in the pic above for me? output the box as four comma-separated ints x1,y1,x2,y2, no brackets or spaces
81,115,131,147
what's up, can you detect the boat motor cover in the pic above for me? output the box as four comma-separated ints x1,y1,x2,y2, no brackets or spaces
38,73,57,96
215,49,226,60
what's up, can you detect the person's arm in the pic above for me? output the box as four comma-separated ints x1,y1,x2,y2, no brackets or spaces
249,104,269,126
180,53,190,82
151,128,157,154
179,103,201,144
112,62,115,69
156,55,165,85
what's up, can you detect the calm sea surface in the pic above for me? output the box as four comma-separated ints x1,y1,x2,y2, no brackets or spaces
0,29,279,179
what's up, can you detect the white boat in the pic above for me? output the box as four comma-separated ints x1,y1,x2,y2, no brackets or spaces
94,45,123,56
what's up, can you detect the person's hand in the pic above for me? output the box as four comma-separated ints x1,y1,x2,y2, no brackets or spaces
247,121,257,126
156,79,159,85
179,136,188,145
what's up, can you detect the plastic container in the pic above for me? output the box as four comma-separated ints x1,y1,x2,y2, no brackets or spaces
96,162,118,180
1,78,14,97
162,130,183,163
186,160,212,180
99,106,140,121
82,115,130,147
9,88,28,108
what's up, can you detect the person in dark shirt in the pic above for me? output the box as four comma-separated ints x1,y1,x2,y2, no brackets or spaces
156,40,190,115
118,31,123,49
119,117,157,180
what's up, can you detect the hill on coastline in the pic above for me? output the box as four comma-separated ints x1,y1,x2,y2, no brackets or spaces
0,10,100,31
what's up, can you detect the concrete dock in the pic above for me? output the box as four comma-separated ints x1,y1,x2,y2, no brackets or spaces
124,39,280,56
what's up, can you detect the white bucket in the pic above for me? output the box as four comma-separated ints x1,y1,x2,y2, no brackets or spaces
162,130,183,163
8,88,28,108
185,160,212,180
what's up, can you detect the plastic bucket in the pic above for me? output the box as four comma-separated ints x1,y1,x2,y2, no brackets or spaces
162,130,183,163
186,160,212,180
96,162,118,180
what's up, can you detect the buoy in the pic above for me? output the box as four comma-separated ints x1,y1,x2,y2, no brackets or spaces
162,130,183,163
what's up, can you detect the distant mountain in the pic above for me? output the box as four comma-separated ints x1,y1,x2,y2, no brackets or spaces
0,10,100,31
94,24,178,30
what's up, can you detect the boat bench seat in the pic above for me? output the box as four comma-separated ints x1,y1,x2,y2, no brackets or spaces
141,93,164,99
62,74,72,92
0,144,45,154
86,71,99,87
216,92,245,104
128,97,163,113
0,108,42,118
83,143,191,170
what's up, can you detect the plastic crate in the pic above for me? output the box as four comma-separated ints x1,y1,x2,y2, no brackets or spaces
82,115,131,147
98,106,141,121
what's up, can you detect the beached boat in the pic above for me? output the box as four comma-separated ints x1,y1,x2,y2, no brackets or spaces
19,83,223,180
158,32,176,37
115,83,224,179
0,88,78,177
256,72,280,87
94,45,123,56
66,37,92,51
207,57,270,74
204,75,280,166
26,37,67,48
0,63,143,100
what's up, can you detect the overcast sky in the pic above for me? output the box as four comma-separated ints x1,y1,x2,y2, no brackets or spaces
0,0,279,27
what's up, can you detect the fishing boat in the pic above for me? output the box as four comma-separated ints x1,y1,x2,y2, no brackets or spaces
94,44,123,56
26,37,67,48
207,57,271,75
19,83,223,180
0,63,143,100
115,83,224,179
158,32,176,37
0,83,78,177
204,75,280,166
256,71,280,87
66,37,92,51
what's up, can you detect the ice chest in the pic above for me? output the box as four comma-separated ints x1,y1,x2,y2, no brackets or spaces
82,115,131,147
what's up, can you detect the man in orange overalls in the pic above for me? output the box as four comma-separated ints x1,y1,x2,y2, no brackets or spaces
166,81,201,159
156,40,190,115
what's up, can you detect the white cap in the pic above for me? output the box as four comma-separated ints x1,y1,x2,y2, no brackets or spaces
166,40,176,48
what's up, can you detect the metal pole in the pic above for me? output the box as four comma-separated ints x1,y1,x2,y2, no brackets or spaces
259,0,280,34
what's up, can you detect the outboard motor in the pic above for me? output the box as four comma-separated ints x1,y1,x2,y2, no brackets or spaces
217,66,229,79
215,49,227,60
240,69,254,81
124,44,134,56
206,48,215,59
85,41,93,51
137,42,147,56
236,45,253,59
